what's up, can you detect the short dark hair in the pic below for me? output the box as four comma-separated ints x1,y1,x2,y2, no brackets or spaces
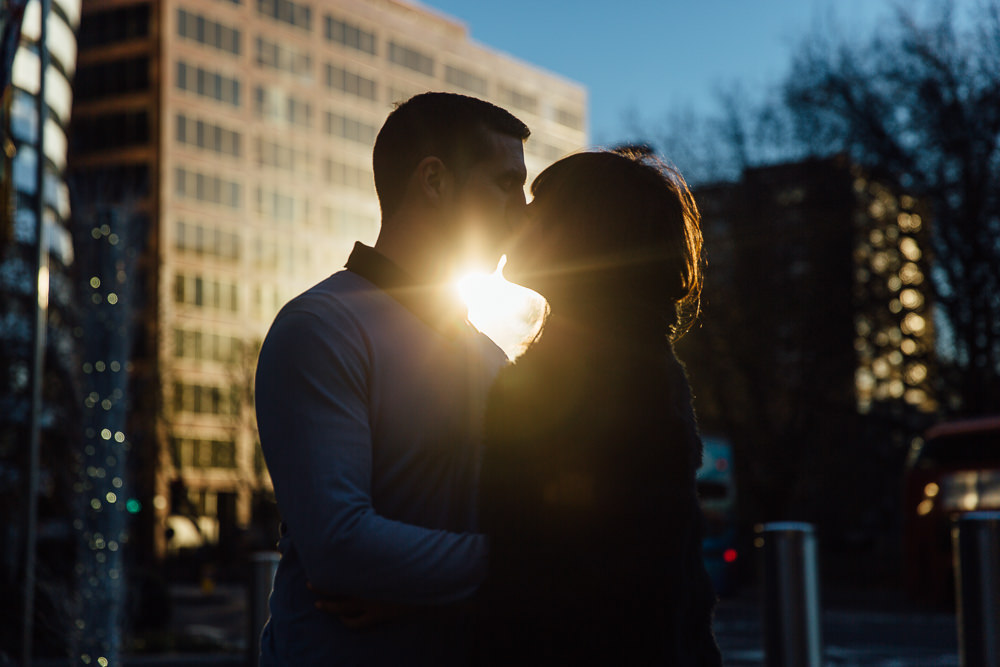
530,146,704,340
373,92,530,220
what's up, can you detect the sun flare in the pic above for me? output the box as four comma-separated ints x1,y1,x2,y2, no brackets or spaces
457,256,548,360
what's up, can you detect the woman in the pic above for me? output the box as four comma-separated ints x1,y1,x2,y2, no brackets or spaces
476,147,722,665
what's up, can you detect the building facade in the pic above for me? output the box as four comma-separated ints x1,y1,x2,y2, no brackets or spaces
680,156,935,555
69,0,587,559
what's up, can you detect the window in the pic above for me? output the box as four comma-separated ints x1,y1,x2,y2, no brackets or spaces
387,41,433,76
172,384,238,417
176,60,241,107
174,272,239,312
174,220,240,261
77,4,149,48
254,85,312,128
255,36,312,80
497,84,537,114
444,65,487,96
175,167,242,209
324,15,375,54
172,438,237,469
173,328,241,363
323,111,376,145
74,57,149,100
177,8,241,55
323,63,376,100
257,0,311,30
555,107,584,131
254,186,308,224
322,158,372,191
175,114,242,157
255,137,311,176
72,110,149,153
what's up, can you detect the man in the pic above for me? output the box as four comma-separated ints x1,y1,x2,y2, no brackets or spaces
254,93,530,665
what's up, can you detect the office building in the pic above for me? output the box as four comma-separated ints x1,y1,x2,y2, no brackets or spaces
69,0,587,558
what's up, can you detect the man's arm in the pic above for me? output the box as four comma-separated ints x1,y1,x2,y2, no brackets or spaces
254,304,487,605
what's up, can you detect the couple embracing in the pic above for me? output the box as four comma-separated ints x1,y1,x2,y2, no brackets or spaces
254,92,722,666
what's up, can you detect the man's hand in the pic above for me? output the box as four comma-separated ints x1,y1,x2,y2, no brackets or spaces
308,583,409,629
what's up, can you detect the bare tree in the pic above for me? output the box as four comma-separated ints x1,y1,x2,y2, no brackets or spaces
784,0,1000,413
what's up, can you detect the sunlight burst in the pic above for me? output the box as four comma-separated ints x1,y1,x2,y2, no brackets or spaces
457,256,548,360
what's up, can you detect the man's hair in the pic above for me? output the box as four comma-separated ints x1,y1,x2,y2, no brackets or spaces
373,92,530,220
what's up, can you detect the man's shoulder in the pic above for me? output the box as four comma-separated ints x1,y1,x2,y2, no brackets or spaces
278,270,391,323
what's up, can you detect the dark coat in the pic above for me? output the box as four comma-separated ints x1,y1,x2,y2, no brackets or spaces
476,313,722,666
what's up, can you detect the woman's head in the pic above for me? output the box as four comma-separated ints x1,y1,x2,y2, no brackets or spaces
511,146,703,339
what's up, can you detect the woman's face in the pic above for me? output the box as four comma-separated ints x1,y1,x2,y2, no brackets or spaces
502,194,565,290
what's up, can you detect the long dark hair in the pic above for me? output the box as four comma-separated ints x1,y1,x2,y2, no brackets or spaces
529,146,704,340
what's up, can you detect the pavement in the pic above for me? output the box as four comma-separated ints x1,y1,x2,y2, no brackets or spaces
122,581,961,666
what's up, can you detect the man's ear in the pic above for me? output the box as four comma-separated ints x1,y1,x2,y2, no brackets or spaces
414,156,451,206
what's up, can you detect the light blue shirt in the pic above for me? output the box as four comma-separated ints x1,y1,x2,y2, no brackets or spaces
254,254,506,665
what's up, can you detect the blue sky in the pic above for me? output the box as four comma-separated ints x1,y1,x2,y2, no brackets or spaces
417,0,940,145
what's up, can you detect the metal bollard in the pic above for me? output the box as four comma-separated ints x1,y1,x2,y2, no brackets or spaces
248,551,280,666
952,511,1000,667
757,522,823,667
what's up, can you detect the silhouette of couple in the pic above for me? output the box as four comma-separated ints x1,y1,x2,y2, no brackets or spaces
254,92,722,666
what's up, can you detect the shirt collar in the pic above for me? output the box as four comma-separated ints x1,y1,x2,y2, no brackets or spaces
345,242,472,339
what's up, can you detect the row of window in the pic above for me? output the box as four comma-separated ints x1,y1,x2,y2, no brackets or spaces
175,220,240,261
444,65,487,96
322,159,372,191
78,4,150,49
255,35,312,80
176,61,241,107
254,84,312,128
172,382,239,416
174,273,240,312
387,41,434,76
176,113,242,157
72,110,149,153
177,8,242,56
175,167,242,209
255,137,311,175
75,57,150,101
172,437,238,469
324,111,377,145
324,63,377,101
257,0,311,30
174,328,243,364
254,186,309,223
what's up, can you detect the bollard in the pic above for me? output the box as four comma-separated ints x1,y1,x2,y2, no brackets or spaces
248,551,280,667
757,522,823,667
952,511,1000,667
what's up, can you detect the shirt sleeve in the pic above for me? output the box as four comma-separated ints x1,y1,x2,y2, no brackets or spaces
254,303,487,605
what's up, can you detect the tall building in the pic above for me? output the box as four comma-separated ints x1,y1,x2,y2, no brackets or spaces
69,0,587,559
2,0,86,656
680,156,935,553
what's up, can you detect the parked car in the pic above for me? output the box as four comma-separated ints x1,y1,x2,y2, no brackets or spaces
902,415,1000,606
697,436,739,595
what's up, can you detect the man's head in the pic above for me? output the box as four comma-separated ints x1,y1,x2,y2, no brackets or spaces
373,92,529,276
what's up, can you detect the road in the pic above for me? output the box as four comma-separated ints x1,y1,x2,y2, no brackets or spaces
715,587,959,666
126,583,961,665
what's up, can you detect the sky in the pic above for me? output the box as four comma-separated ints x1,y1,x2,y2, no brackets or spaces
416,0,937,145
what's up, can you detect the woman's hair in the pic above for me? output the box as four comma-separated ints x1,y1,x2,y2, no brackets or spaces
529,146,704,340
